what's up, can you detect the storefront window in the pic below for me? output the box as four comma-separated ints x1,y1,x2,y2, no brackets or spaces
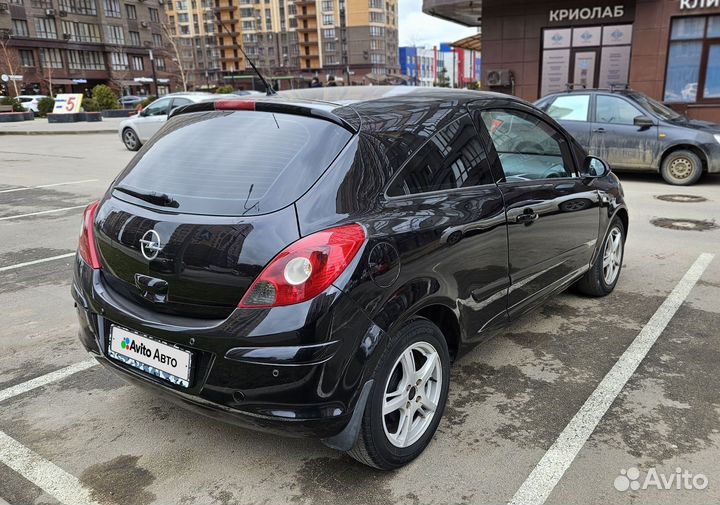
665,16,720,103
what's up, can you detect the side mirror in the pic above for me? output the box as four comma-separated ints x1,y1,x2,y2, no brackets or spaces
634,115,655,128
582,155,610,179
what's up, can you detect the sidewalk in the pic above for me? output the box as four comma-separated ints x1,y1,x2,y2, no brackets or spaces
0,117,123,135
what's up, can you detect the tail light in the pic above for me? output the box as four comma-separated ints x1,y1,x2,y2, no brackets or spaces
78,200,102,269
239,224,366,308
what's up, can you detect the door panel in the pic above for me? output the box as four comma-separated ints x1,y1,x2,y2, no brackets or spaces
475,105,600,317
136,97,171,141
590,94,659,169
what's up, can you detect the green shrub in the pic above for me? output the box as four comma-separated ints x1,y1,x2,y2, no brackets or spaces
82,97,99,112
139,95,156,108
91,84,118,110
215,85,234,94
0,96,24,112
37,96,55,116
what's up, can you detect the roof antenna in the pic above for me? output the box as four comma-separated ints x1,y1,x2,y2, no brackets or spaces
214,12,277,96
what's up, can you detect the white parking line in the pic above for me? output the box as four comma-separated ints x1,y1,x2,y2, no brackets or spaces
508,252,714,505
0,252,76,273
0,431,100,505
0,359,98,404
0,179,98,194
0,205,87,222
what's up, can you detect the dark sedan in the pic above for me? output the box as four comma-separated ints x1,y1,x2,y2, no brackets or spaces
73,87,628,469
536,88,720,185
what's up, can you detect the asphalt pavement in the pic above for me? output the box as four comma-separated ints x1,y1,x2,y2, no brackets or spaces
0,133,719,505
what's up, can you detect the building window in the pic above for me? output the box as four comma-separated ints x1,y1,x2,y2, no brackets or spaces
34,18,58,39
368,0,381,8
132,55,144,70
125,3,136,18
369,11,384,23
152,33,163,46
665,15,720,103
321,0,332,11
110,51,129,70
19,49,34,67
59,0,98,15
30,0,52,7
323,28,335,38
325,55,338,65
103,0,120,17
105,25,125,44
40,48,63,68
9,0,23,4
155,56,166,69
322,14,333,25
324,41,335,52
149,7,160,21
67,49,105,69
62,21,102,42
370,38,383,50
129,30,141,45
12,19,29,37
369,25,384,37
175,0,186,8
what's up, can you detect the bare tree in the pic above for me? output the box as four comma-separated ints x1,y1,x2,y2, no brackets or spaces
42,65,54,97
160,15,189,92
0,33,21,97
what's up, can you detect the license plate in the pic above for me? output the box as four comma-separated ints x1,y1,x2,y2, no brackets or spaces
108,325,193,388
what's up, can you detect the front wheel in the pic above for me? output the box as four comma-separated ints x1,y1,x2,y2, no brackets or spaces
576,217,625,296
122,128,141,151
347,318,450,470
661,149,703,186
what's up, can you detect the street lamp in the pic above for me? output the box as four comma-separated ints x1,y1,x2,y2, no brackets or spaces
149,49,159,95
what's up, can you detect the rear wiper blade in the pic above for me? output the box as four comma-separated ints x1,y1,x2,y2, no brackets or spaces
114,185,179,208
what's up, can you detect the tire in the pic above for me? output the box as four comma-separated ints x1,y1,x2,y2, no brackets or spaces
347,318,450,470
660,149,703,186
122,128,141,151
576,217,625,297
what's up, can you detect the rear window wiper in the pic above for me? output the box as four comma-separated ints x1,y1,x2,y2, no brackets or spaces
114,185,179,208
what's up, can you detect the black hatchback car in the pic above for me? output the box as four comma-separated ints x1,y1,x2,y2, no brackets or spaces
73,87,628,469
536,87,720,186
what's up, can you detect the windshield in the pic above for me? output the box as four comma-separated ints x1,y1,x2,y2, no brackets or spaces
631,93,683,121
114,110,352,216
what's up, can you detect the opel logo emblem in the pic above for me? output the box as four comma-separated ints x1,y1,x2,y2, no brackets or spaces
139,229,162,261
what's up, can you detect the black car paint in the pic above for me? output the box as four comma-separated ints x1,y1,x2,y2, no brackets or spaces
537,90,720,173
73,88,628,449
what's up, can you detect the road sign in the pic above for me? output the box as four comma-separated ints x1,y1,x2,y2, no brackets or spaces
53,93,84,114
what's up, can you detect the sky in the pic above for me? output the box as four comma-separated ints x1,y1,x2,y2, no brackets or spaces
397,0,478,48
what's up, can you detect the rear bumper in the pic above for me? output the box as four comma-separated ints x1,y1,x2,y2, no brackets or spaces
72,256,387,439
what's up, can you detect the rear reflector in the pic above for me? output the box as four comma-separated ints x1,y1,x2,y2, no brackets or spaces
215,99,256,111
78,200,102,269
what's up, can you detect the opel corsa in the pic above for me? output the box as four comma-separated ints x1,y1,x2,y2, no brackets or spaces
73,87,628,469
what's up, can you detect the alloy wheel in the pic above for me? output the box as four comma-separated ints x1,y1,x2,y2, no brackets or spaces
382,341,442,448
602,227,623,285
123,130,138,150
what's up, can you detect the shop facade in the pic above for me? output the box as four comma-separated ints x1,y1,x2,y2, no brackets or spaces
424,0,720,121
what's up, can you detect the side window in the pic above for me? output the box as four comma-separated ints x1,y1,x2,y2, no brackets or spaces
386,115,495,197
547,94,590,122
171,97,192,113
144,98,171,116
481,109,573,181
595,95,642,125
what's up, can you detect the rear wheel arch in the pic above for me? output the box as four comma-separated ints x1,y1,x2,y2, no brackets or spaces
614,207,629,238
415,304,461,362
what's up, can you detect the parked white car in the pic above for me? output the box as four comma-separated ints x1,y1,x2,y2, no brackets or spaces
118,92,234,151
17,95,49,113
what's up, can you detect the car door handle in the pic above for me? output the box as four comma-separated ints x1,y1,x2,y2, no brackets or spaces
515,209,539,224
593,127,607,133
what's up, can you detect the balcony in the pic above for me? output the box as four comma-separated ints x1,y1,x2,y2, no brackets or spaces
213,5,235,12
294,0,316,5
296,11,315,19
297,25,315,32
221,55,243,62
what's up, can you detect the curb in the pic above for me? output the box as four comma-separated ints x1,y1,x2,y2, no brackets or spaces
0,130,115,135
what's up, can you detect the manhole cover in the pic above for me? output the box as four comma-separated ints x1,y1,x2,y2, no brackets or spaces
655,194,707,203
650,218,717,231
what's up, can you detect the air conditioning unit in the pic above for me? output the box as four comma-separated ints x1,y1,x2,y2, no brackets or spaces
45,8,56,16
140,20,149,27
143,40,152,46
0,3,9,12
62,32,71,39
58,9,67,16
486,69,512,87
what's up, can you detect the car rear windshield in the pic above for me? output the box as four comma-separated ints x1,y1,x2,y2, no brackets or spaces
113,110,352,216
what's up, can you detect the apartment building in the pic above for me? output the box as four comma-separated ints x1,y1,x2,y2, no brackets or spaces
0,0,177,95
212,0,398,86
163,0,221,89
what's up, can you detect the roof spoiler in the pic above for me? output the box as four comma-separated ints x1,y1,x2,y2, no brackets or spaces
169,99,358,134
